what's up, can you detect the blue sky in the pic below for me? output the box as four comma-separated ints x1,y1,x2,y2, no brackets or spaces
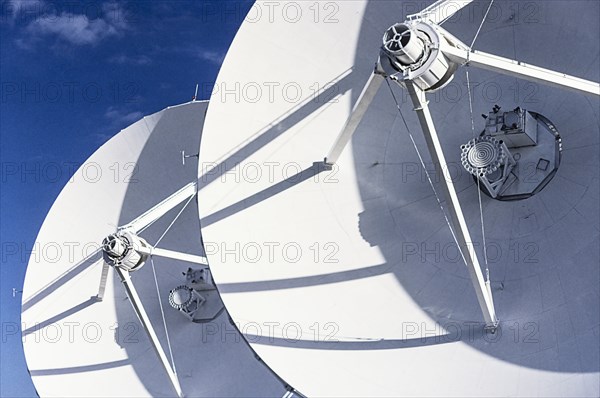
0,1,251,395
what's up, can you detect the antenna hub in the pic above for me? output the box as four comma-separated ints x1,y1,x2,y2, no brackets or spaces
379,21,459,92
382,23,425,65
102,230,151,272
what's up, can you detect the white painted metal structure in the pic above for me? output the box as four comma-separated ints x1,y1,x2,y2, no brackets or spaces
198,1,599,396
325,1,598,329
404,80,499,327
21,101,292,397
21,1,600,397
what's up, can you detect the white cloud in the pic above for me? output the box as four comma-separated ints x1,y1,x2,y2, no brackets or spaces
167,46,225,65
105,106,143,127
109,54,152,65
22,2,128,46
196,50,225,65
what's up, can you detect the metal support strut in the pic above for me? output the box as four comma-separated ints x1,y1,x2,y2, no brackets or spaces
116,267,184,397
325,72,385,164
405,81,498,328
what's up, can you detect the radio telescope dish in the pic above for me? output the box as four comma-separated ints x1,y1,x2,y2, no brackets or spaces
198,1,599,397
21,1,599,397
21,101,296,397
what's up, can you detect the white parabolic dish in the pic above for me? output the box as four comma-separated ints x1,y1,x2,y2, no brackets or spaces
198,1,599,397
21,101,291,397
20,1,599,397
